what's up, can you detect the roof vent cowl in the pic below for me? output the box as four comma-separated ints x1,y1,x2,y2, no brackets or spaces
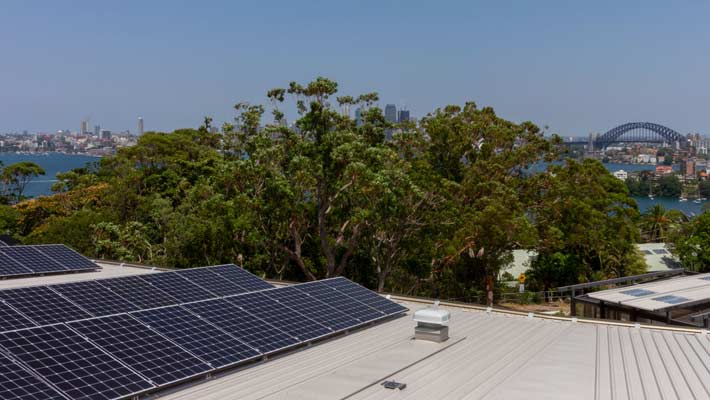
413,308,450,342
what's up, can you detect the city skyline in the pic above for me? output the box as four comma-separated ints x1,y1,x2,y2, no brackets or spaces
3,1,710,135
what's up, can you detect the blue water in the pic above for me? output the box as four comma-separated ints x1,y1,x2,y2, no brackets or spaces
0,153,99,198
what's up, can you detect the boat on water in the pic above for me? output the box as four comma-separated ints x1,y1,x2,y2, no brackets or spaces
679,198,688,202
694,199,702,204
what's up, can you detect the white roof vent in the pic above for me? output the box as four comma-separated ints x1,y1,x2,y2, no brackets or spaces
413,307,450,342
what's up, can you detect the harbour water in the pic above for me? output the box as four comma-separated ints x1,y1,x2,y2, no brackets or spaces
0,153,99,198
0,154,704,215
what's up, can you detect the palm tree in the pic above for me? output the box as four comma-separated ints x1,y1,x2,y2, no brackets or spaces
638,204,686,242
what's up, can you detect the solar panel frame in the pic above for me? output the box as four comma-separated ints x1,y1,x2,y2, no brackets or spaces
0,324,154,400
0,350,68,400
184,298,299,354
33,244,99,272
68,314,213,386
292,281,386,323
0,286,93,325
0,253,33,277
0,302,36,332
226,291,332,342
51,280,140,317
321,277,408,316
0,246,67,273
97,275,180,309
139,272,215,303
175,267,250,297
131,305,261,369
261,285,360,331
209,264,274,292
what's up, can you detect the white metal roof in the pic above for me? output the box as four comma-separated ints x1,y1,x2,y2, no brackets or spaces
153,300,710,400
0,261,156,290
587,273,710,311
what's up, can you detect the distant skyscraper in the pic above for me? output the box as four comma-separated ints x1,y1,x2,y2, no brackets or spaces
94,125,100,137
80,120,88,135
354,107,363,127
138,117,144,136
384,104,397,123
398,110,410,123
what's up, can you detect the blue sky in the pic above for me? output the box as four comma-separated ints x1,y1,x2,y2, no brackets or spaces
2,1,709,136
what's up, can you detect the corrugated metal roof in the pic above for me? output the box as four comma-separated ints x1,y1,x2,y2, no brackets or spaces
587,273,710,311
154,301,710,400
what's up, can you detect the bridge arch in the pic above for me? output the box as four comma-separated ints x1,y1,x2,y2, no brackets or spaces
595,122,684,148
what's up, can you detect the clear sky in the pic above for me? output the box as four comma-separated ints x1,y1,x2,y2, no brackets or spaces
2,1,709,136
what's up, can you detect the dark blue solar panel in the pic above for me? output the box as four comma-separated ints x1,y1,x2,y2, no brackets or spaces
0,324,154,400
140,273,214,303
322,277,408,315
0,350,67,400
227,291,331,341
653,295,690,305
132,306,260,368
294,281,385,323
209,264,274,292
620,288,656,297
0,246,67,273
175,267,248,296
98,275,179,309
0,287,92,325
263,285,359,331
700,276,710,281
0,253,32,277
34,244,99,271
0,302,36,332
184,298,299,354
68,314,212,386
52,280,139,316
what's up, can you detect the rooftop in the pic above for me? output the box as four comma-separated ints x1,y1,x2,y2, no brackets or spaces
0,261,157,290
154,298,710,400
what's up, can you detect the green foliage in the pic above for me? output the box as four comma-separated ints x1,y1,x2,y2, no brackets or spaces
7,78,655,302
657,175,682,197
669,212,710,272
0,161,45,202
699,180,710,197
638,204,686,242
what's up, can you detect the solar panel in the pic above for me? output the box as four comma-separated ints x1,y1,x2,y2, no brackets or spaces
0,246,67,273
0,302,36,332
227,291,331,341
175,267,249,296
52,280,139,316
184,298,299,354
132,306,260,368
700,276,710,281
293,281,385,323
322,277,408,315
652,249,669,254
98,276,179,309
620,288,657,297
68,314,213,386
653,294,690,304
0,253,32,277
262,285,359,331
140,273,215,303
0,324,154,400
34,244,99,271
0,287,92,325
209,264,274,292
0,350,66,400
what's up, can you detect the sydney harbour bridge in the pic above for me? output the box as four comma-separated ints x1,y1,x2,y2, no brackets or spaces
566,122,685,150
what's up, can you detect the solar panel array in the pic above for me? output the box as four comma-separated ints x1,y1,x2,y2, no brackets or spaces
0,266,407,400
0,244,99,278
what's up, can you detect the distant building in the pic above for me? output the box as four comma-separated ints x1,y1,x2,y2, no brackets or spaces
398,109,410,123
94,125,100,137
100,130,112,140
680,158,696,177
612,170,628,181
655,165,673,175
354,107,363,127
384,104,397,123
80,120,88,135
138,117,144,136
